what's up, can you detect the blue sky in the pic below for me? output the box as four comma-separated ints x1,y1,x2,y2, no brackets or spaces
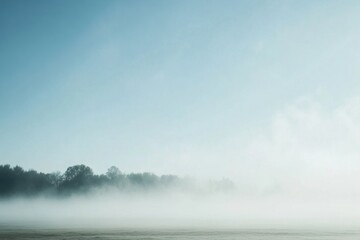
1,0,360,180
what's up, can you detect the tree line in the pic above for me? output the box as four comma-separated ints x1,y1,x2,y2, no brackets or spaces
0,164,181,198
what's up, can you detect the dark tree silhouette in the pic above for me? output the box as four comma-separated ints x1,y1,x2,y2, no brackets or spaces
0,164,182,197
0,165,53,197
106,166,122,180
0,164,234,198
59,165,96,193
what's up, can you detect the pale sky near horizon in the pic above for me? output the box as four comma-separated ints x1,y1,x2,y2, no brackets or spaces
1,0,360,193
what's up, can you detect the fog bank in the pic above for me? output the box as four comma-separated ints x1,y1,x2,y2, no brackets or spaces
2,188,360,229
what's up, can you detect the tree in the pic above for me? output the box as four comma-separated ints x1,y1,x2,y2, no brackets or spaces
106,166,122,180
59,165,94,193
64,165,93,181
47,171,63,188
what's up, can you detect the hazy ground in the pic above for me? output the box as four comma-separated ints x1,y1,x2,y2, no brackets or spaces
1,227,360,240
2,190,360,229
2,177,360,239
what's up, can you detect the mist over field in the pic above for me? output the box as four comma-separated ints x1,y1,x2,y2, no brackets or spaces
2,153,360,229
2,0,360,236
3,97,360,228
4,190,360,228
2,189,360,228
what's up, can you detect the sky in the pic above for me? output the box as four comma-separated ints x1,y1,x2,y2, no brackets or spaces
1,0,360,195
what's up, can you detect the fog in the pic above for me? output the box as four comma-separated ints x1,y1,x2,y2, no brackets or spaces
2,176,360,229
2,0,360,234
2,189,360,229
2,97,360,229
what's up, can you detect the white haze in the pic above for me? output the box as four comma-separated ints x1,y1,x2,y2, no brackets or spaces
2,96,360,228
1,189,360,229
237,95,360,199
